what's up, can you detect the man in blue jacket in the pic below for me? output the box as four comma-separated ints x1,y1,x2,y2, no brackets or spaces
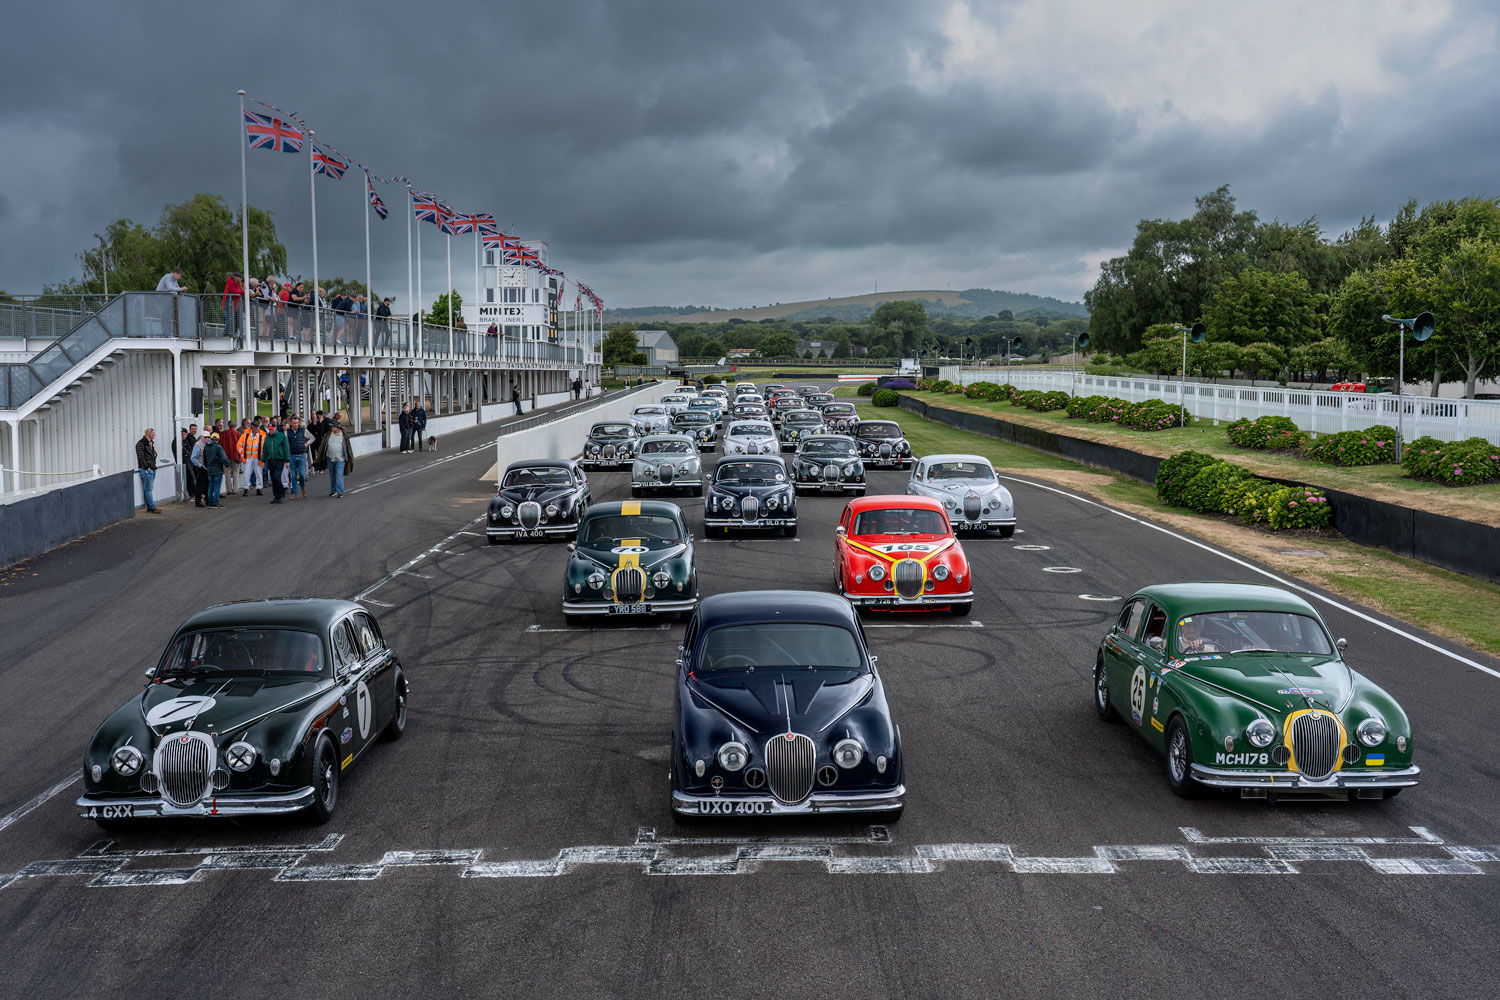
286,416,309,498
411,399,427,452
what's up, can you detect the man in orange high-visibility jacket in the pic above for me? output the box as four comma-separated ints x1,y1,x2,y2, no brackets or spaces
238,417,267,495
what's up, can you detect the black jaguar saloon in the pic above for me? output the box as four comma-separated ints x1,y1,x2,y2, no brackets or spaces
704,456,798,536
671,591,904,820
488,458,592,542
78,599,407,828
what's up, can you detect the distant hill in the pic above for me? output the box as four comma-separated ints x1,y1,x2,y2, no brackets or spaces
608,288,1087,325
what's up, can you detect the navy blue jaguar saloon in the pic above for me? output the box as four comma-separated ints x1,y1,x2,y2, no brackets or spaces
671,591,905,820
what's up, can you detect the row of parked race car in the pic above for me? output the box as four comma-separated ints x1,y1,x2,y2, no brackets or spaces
75,380,1419,830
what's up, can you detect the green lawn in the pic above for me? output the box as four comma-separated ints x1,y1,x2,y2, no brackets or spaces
849,395,1500,658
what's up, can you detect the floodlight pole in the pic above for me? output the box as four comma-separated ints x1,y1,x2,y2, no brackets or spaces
1381,312,1435,463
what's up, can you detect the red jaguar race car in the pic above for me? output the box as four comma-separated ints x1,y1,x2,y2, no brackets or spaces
834,496,973,615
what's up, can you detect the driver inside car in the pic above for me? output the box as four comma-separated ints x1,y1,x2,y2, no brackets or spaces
1178,617,1223,654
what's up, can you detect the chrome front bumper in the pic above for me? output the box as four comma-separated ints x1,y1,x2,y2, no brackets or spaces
704,516,796,529
1190,763,1420,790
672,786,905,816
632,479,702,491
843,589,974,608
581,458,632,469
77,787,316,819
795,481,864,493
562,597,698,616
487,522,577,537
951,516,1016,531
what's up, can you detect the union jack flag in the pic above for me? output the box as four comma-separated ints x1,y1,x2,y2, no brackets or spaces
412,193,446,227
504,247,539,265
366,173,388,220
446,212,494,235
244,111,305,153
481,231,520,248
312,148,347,179
476,215,499,236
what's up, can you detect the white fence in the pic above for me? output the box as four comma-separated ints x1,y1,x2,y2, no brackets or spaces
955,369,1500,446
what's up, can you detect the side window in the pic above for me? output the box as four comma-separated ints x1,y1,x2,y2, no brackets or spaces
1142,605,1168,645
331,621,358,671
352,613,382,655
681,616,699,668
1117,598,1146,637
839,505,852,531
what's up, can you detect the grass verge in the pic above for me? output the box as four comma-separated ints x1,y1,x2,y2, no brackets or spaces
849,396,1500,659
898,391,1500,526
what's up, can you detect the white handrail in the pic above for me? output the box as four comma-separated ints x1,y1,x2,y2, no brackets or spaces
0,464,101,478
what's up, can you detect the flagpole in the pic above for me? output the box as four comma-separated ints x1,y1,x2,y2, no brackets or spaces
308,129,321,352
237,90,251,346
363,172,373,357
405,187,413,357
446,230,453,343
473,229,480,341
415,193,422,355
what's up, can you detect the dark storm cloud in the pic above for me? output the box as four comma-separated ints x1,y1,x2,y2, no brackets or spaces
1,0,1499,306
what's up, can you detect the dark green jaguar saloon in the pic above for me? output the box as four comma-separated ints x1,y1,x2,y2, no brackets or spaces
1094,583,1417,800
78,599,407,828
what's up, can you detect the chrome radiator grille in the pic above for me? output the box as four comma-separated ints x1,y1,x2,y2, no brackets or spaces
822,464,838,481
963,493,981,520
1291,712,1341,780
879,443,893,457
765,732,816,805
741,496,760,522
154,732,216,808
893,559,924,599
518,501,542,529
602,445,616,460
613,567,645,604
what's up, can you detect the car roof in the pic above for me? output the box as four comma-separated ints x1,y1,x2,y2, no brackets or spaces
581,499,685,521
640,433,697,444
179,598,363,633
716,454,785,467
697,590,858,631
504,458,579,472
1132,583,1319,619
845,494,947,514
859,419,899,427
920,453,993,467
801,434,856,443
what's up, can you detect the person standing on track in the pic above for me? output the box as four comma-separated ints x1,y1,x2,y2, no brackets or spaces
398,402,413,453
202,432,231,508
287,416,308,498
316,412,355,498
134,427,160,513
219,418,240,498
411,399,427,452
263,420,290,504
239,417,266,496
511,381,523,416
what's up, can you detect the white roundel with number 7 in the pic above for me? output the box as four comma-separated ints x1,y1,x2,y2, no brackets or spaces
356,681,372,740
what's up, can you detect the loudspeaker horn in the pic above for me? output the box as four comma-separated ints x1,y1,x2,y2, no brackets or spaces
1412,312,1435,342
1190,322,1206,342
1077,333,1090,348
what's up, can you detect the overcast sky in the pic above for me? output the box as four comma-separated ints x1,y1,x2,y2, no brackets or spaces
3,0,1498,309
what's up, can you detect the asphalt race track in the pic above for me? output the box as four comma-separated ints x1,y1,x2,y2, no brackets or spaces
3,393,1499,999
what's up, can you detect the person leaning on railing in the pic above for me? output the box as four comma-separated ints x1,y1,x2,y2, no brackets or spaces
221,272,243,335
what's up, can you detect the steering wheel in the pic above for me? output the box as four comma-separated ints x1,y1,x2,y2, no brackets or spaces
710,654,758,669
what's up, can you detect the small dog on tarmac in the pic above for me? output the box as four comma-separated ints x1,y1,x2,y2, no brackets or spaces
427,435,439,452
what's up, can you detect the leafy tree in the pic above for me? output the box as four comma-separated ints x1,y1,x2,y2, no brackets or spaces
1201,267,1321,347
1386,234,1500,397
757,331,800,358
1237,342,1287,382
1287,337,1350,384
699,338,724,359
832,338,852,358
428,290,463,327
675,330,707,358
602,325,643,366
803,349,815,359
870,300,930,355
1128,325,1186,375
323,276,381,301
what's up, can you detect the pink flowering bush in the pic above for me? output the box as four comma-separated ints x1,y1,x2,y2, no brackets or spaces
1158,450,1334,529
1401,436,1500,486
1227,416,1307,451
1302,426,1397,466
1264,485,1333,529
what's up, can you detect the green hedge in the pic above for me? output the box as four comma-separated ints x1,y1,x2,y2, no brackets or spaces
1302,425,1397,466
857,381,877,397
1157,451,1332,529
1401,436,1500,486
871,388,899,407
1226,416,1306,450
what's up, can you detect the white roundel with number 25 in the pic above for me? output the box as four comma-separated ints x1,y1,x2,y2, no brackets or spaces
1129,666,1147,725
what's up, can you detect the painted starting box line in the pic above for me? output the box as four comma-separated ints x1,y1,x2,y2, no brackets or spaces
2,828,1496,887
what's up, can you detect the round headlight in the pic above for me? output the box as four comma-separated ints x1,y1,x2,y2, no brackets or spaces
1246,719,1275,748
716,741,749,772
868,564,886,581
500,505,514,518
932,564,950,581
587,572,607,590
1357,718,1386,747
899,441,910,453
832,739,864,769
226,741,258,772
843,464,857,475
110,745,144,777
652,571,671,589
545,504,559,517
944,497,957,509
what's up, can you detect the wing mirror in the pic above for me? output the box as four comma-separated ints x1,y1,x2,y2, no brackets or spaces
1336,637,1348,652
567,542,576,552
835,525,846,535
144,667,155,680
1147,635,1165,651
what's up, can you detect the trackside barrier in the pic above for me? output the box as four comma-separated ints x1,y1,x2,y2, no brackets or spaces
953,369,1500,447
494,383,676,482
899,393,1500,585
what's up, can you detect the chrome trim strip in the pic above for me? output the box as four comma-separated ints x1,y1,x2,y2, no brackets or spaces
843,590,973,606
671,786,905,815
561,598,698,615
76,787,317,817
1189,764,1419,789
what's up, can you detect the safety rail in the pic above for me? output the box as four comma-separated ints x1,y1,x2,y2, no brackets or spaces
497,383,659,436
955,368,1500,446
0,463,103,503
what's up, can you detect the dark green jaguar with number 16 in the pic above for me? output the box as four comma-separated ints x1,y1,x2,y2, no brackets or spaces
1094,583,1417,800
78,599,407,828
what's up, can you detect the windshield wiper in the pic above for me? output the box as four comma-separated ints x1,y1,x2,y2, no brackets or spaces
1229,647,1281,655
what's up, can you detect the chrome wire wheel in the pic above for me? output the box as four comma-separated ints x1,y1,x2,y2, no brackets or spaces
1168,729,1189,783
1164,717,1198,798
1095,666,1109,711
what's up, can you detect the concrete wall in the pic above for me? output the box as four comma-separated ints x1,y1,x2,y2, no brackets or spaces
1,469,135,566
899,393,1500,585
493,383,676,482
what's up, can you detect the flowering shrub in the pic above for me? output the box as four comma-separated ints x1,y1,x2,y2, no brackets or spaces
1227,416,1306,451
1156,451,1220,507
1120,399,1189,430
1180,460,1254,513
1066,394,1109,418
945,382,967,393
926,379,954,393
1401,436,1500,486
883,378,916,391
1221,477,1282,524
964,381,1003,400
1029,390,1070,412
871,388,899,407
1263,485,1333,529
1010,389,1040,407
1302,426,1397,466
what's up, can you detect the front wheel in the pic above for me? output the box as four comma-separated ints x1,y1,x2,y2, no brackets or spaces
1164,717,1199,798
304,735,340,824
783,523,798,538
999,526,1015,539
630,486,642,498
1094,657,1117,721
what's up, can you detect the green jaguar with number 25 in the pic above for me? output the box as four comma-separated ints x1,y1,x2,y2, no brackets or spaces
1094,583,1417,800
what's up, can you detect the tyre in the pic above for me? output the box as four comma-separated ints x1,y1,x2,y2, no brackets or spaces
1382,788,1404,800
305,734,340,824
564,613,586,627
783,523,797,538
948,601,972,616
693,484,704,497
1164,717,1199,798
380,668,407,742
999,526,1015,539
1094,656,1118,721
878,804,904,824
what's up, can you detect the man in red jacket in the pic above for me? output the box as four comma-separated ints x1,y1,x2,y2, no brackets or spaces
222,272,244,336
219,418,241,498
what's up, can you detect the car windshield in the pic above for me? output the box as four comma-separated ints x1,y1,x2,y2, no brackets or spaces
503,467,572,487
699,623,864,671
642,439,694,454
663,396,687,403
807,394,833,402
158,628,326,677
1173,611,1334,656
786,413,821,424
857,423,900,439
717,461,782,483
929,462,994,481
803,440,856,457
730,423,773,436
592,424,633,438
853,508,949,536
634,407,663,415
580,514,682,547
824,405,854,415
674,413,710,424
689,400,717,409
